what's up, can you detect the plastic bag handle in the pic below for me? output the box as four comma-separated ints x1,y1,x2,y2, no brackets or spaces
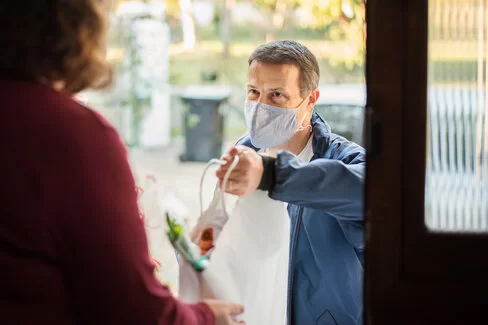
199,155,240,217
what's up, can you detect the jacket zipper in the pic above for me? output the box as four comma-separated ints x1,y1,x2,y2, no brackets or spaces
287,206,303,325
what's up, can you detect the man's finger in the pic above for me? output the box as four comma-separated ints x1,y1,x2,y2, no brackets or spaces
217,177,246,190
216,162,247,174
224,187,244,196
216,168,230,178
227,146,242,156
234,145,249,152
223,178,244,189
216,169,227,180
219,159,250,172
221,156,233,165
220,155,240,169
216,169,246,179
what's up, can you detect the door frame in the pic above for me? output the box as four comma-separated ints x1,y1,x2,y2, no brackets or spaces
364,0,488,323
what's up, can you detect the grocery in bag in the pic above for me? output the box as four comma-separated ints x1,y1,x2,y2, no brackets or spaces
167,156,290,325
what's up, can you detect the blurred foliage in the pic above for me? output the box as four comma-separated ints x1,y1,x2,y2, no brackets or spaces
167,40,365,86
114,0,366,75
251,0,300,27
302,0,366,71
164,0,183,19
118,18,153,147
251,0,366,71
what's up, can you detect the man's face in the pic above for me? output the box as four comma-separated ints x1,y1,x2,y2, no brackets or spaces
246,60,318,124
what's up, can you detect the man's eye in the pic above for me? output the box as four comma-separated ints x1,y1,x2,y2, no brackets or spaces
273,92,283,97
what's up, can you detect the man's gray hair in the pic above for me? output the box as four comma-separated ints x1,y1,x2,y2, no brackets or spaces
248,40,320,98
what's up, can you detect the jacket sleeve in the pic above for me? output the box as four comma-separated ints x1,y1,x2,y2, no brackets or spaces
268,140,366,221
46,110,214,325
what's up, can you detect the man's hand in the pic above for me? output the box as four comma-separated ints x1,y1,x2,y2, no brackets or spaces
216,146,263,197
203,299,246,325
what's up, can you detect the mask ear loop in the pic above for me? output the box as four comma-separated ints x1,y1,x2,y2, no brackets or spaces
297,123,313,133
199,155,240,217
296,92,314,132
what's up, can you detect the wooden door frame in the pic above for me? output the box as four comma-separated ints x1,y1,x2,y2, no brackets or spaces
365,0,488,323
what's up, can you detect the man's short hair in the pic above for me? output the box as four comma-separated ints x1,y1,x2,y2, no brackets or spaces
248,40,320,98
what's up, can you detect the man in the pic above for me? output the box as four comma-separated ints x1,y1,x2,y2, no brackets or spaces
217,40,365,325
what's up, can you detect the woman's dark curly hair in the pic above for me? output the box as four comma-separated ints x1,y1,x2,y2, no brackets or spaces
0,0,112,94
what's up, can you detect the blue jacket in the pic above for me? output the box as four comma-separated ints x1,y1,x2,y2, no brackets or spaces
237,112,365,325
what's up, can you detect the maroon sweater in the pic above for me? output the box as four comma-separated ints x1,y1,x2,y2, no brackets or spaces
0,80,214,324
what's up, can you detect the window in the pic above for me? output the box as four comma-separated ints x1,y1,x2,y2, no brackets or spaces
425,0,488,231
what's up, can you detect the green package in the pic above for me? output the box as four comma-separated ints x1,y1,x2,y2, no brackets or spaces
166,213,208,272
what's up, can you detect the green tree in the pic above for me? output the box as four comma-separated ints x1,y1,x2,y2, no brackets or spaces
165,0,197,49
219,0,234,58
252,0,366,71
116,0,197,49
300,0,366,71
252,0,301,41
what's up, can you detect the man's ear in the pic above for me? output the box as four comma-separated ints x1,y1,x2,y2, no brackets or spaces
308,89,320,109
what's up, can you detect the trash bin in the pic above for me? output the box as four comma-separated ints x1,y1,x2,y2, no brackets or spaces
178,86,232,162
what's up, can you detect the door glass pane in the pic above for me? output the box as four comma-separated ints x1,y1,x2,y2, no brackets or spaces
426,0,488,231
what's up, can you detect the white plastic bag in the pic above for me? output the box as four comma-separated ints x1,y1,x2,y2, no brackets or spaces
178,159,290,325
135,171,187,293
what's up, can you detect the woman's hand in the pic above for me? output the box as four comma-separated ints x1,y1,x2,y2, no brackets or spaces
203,299,246,325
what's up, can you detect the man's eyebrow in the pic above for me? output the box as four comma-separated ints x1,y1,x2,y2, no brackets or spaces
246,85,288,93
268,87,287,92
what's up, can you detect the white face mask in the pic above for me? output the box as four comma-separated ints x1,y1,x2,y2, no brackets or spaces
244,96,310,148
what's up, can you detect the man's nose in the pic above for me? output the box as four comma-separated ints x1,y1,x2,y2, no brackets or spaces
255,95,271,106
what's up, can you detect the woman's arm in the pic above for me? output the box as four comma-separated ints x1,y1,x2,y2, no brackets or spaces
44,109,214,325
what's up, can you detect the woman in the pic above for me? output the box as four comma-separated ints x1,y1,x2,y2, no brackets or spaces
0,1,244,324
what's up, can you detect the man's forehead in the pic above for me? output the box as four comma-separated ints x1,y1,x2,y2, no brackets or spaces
247,61,300,90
